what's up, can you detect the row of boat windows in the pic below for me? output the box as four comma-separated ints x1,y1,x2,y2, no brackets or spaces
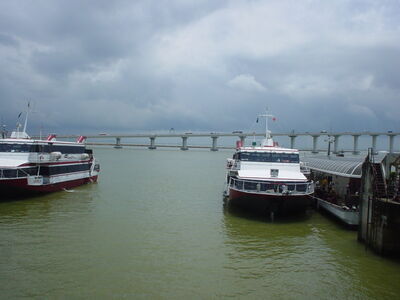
234,152,300,163
234,181,308,192
39,164,91,176
0,143,86,154
0,164,91,178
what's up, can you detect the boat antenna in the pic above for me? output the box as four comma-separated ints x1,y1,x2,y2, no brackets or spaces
1,118,6,139
258,107,275,139
22,101,31,134
10,102,31,139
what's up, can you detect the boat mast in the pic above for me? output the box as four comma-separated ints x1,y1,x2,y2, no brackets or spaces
10,102,31,139
22,102,30,134
1,118,6,138
258,107,275,146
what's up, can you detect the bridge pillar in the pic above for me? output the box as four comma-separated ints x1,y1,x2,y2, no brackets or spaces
312,135,319,154
114,137,122,149
211,136,218,151
289,135,297,149
333,135,341,154
148,136,156,150
371,134,378,153
352,134,360,155
388,134,395,153
181,136,189,150
239,135,246,146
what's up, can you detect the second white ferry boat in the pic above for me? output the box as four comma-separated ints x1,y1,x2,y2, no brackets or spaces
224,110,314,216
0,109,100,196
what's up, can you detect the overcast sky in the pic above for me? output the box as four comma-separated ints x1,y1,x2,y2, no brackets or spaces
1,0,399,135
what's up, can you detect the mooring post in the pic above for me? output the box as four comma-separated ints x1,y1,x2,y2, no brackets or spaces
148,136,156,150
211,136,218,151
181,136,189,150
114,137,122,149
312,135,319,154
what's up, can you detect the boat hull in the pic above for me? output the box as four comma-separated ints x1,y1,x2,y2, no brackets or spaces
227,188,311,215
315,197,359,227
0,175,98,196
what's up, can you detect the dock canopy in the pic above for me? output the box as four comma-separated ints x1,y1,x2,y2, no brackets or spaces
301,154,386,178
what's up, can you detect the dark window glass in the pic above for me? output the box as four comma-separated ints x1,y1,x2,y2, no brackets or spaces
40,163,91,176
39,167,49,176
296,184,307,192
3,169,17,177
18,167,39,176
0,143,36,153
237,152,299,163
51,145,85,154
244,182,257,190
34,144,85,154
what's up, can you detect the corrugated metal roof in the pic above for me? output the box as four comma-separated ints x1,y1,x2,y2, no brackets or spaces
301,154,386,178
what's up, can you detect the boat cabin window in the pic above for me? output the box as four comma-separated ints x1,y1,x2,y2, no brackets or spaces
37,144,85,154
39,164,91,176
237,152,299,163
0,143,85,154
0,143,36,153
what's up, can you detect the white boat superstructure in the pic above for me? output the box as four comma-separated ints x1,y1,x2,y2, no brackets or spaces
0,107,99,195
224,109,314,214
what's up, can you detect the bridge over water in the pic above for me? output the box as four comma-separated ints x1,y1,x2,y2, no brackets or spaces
55,131,400,154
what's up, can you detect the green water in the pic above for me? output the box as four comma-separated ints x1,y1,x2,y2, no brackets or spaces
1,148,399,299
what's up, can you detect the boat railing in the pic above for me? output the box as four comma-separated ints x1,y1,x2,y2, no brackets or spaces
229,177,314,196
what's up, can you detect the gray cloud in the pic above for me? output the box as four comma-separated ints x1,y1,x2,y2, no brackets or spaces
0,0,399,136
0,33,19,47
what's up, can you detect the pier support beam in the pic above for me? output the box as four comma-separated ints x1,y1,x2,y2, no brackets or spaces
353,134,360,155
211,136,218,151
289,135,297,149
312,135,319,154
333,135,340,154
371,134,378,153
388,134,395,153
114,137,122,149
148,136,156,150
181,136,189,151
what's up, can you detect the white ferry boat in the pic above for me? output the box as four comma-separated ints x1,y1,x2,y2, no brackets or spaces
224,110,314,215
0,110,100,195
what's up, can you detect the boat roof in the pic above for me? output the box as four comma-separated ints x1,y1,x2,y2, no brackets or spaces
0,157,28,168
238,146,299,153
301,154,386,178
0,138,84,146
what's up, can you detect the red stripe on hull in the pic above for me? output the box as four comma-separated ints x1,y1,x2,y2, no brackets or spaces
228,188,311,214
0,176,98,194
